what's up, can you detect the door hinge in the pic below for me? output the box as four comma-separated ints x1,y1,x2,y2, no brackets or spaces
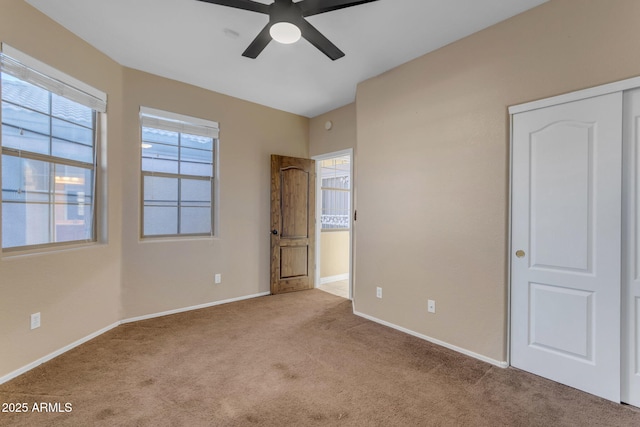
354,210,357,221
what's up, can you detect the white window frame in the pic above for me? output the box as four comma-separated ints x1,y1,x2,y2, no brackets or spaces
139,107,219,240
0,44,107,253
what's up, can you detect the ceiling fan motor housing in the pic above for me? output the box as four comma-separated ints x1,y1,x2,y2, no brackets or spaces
270,0,302,26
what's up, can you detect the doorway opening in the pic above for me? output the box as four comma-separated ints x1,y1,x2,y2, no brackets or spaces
313,150,353,299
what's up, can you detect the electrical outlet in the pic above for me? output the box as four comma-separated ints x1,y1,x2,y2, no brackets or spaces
30,312,41,330
428,299,436,314
376,287,382,299
214,274,222,284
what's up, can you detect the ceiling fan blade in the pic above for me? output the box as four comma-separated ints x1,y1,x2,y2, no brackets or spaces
242,24,272,58
296,18,345,61
196,0,269,14
298,0,379,17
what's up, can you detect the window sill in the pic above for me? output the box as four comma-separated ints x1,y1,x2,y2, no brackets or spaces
1,240,104,260
139,235,219,244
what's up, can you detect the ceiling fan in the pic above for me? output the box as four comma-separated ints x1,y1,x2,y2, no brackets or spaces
196,0,380,60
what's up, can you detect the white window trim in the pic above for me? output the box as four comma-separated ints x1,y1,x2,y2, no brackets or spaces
1,43,106,108
140,107,218,138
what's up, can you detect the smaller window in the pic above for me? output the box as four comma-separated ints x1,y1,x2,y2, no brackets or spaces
320,156,350,231
140,108,218,238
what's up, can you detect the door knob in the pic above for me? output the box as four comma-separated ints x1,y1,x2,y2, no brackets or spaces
515,250,525,258
272,229,278,235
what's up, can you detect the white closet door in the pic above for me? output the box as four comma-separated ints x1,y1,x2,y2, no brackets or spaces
623,88,640,406
511,93,622,402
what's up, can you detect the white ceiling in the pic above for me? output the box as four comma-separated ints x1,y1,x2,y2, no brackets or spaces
25,0,548,118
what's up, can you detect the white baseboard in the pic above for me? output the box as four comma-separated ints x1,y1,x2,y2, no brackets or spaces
121,292,271,324
0,292,271,385
0,321,120,385
353,310,509,369
319,274,349,285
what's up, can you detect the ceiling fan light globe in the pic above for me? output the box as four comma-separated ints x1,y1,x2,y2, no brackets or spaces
270,22,301,44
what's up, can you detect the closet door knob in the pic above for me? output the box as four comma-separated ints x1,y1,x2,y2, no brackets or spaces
515,250,525,258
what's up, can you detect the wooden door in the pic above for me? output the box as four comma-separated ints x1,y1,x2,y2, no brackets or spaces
270,155,316,294
510,93,622,402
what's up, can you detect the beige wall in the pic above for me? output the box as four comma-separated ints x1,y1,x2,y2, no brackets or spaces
0,0,308,379
120,69,308,318
0,1,124,377
320,231,349,279
5,0,640,380
309,103,356,157
354,0,640,362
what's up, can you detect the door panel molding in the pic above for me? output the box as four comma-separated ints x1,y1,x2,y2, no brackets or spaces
529,121,594,273
528,282,594,361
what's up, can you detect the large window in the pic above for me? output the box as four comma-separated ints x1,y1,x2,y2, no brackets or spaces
1,46,106,251
140,108,218,238
320,156,350,230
